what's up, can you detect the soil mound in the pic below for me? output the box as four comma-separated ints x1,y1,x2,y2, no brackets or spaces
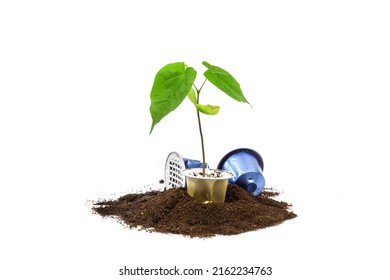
92,184,296,238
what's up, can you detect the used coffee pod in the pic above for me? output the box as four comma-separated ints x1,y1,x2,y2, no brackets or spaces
165,152,208,189
217,148,265,196
182,168,233,203
183,158,209,169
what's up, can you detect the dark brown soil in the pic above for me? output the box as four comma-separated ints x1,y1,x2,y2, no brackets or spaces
92,184,296,238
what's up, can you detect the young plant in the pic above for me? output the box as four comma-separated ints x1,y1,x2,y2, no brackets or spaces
149,61,250,176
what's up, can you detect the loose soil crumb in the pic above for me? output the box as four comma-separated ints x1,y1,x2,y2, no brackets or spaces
92,184,297,238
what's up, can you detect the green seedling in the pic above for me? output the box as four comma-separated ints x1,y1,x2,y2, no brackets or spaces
149,61,250,176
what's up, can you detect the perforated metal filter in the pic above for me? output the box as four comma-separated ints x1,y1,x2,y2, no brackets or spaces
165,152,186,189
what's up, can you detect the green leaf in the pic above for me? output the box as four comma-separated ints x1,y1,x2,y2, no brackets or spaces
149,62,197,133
202,61,250,104
187,88,197,105
195,104,220,115
187,88,219,115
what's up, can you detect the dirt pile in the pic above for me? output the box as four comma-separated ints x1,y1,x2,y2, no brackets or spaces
92,184,296,238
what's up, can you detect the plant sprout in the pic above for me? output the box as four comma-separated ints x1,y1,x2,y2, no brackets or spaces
149,61,250,176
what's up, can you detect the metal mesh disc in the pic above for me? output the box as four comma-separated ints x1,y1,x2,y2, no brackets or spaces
165,151,186,189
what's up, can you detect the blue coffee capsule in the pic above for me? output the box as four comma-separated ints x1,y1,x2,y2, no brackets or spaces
217,148,265,196
183,158,209,169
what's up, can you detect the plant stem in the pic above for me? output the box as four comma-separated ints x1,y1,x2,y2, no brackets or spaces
195,80,207,176
198,79,207,93
196,108,206,176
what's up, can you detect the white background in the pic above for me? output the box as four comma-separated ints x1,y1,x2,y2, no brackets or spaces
1,0,389,279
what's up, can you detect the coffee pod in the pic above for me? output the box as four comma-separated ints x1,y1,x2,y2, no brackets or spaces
165,152,208,189
217,148,265,196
